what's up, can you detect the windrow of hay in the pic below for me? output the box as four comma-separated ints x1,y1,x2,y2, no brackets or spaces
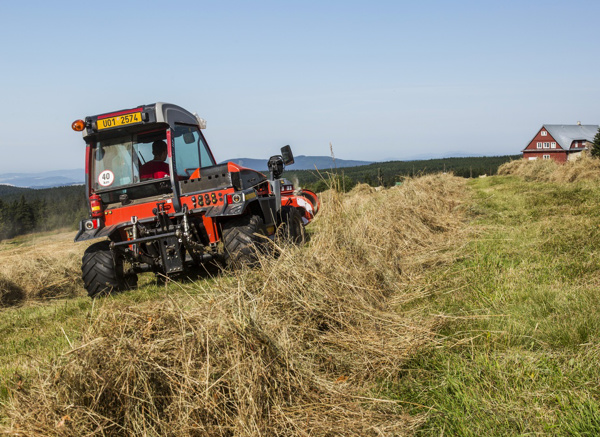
3,174,469,436
0,232,85,306
498,153,600,183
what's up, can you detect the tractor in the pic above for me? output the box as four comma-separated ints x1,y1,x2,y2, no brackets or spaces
72,102,319,298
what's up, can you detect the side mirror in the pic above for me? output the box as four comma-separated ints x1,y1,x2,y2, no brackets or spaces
281,145,294,166
95,146,105,160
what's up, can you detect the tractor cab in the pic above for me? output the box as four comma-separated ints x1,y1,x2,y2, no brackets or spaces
77,103,215,211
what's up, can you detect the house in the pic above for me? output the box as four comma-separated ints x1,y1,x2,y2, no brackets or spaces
522,124,599,163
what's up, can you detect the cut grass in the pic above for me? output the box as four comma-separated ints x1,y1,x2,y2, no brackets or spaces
0,247,222,408
0,230,87,304
0,174,468,436
0,298,91,400
2,172,600,434
393,175,600,435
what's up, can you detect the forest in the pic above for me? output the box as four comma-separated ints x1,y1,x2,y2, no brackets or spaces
287,154,522,192
0,185,87,241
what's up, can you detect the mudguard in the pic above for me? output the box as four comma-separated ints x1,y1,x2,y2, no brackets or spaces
282,189,320,224
74,222,120,242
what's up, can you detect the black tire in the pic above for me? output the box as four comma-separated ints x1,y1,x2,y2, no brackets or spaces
82,241,137,298
277,206,305,245
221,215,266,268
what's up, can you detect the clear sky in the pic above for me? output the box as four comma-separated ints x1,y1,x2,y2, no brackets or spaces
0,0,598,173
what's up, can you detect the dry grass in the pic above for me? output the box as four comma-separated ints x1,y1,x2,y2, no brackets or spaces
498,153,600,182
0,231,86,306
2,174,469,436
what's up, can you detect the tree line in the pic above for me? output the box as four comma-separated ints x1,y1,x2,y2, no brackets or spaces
0,185,88,240
286,154,522,192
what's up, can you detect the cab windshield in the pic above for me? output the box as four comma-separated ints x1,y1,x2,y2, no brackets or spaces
91,126,216,204
92,131,169,191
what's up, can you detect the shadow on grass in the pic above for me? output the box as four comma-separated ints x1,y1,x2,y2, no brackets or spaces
0,277,26,307
157,261,224,285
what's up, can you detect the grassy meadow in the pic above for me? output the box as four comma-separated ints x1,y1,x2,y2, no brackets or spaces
394,172,600,435
1,157,600,435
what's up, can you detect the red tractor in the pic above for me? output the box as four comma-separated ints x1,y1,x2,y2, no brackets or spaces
72,103,319,298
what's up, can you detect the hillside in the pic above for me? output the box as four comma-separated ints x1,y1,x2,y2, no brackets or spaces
0,185,87,240
0,184,33,197
2,162,600,434
0,184,85,203
287,154,521,191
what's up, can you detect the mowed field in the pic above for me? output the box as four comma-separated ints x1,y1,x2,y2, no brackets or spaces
1,157,600,435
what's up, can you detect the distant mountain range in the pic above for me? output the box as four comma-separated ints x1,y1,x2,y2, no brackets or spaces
223,155,373,171
0,169,84,189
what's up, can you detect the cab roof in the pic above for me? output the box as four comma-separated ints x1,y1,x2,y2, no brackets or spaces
81,102,201,140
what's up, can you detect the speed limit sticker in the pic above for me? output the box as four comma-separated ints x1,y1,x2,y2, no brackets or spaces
98,170,115,187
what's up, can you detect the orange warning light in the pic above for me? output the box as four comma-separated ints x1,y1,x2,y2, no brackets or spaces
72,119,85,131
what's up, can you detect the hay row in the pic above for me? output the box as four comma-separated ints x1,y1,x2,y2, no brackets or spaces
3,174,469,436
498,153,600,183
0,232,85,306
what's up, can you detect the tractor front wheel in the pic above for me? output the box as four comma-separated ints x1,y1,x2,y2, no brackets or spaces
222,215,266,268
277,206,305,245
82,240,137,298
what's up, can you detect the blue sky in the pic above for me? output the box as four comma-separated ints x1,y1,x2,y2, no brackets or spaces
0,0,598,173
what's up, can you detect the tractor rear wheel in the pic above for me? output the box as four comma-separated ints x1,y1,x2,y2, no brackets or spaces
222,215,266,268
82,240,137,298
277,206,305,245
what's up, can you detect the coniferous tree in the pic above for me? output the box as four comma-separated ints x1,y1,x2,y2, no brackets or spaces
0,199,5,240
591,127,600,158
14,195,36,234
33,198,48,231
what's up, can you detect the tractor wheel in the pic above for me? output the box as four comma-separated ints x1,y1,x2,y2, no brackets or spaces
277,206,305,245
81,240,137,298
222,215,266,268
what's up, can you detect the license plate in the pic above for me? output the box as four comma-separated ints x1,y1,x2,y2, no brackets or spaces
97,112,142,130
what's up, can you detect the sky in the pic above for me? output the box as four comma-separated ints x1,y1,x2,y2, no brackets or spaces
0,0,598,173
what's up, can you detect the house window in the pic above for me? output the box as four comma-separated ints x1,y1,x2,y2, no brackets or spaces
529,157,538,160
536,142,542,149
543,155,550,160
543,142,550,148
551,142,556,149
541,131,547,136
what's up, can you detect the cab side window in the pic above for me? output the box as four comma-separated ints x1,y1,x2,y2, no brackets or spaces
172,125,215,178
